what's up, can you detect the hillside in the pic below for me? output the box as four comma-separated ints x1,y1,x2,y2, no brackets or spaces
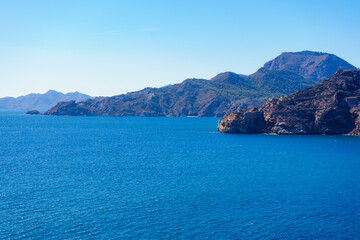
43,51,356,117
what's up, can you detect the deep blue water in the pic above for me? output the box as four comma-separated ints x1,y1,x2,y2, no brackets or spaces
1,110,360,239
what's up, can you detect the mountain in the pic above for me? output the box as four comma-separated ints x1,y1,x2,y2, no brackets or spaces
218,69,360,135
43,51,356,117
263,51,355,82
0,90,91,111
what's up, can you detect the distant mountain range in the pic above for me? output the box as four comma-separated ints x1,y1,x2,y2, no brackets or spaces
0,90,91,111
44,51,356,117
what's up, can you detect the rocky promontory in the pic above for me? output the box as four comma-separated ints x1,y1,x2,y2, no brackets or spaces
218,69,360,135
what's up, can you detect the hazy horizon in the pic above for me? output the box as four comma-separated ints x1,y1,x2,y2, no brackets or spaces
1,0,360,98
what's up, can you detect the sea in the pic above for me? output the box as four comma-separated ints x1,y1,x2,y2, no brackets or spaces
1,110,360,239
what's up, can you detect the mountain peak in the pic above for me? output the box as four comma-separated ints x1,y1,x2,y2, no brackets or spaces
210,72,247,85
263,51,356,83
45,89,59,94
281,50,328,56
211,72,239,80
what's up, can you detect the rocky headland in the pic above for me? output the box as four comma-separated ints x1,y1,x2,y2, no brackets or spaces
218,69,360,135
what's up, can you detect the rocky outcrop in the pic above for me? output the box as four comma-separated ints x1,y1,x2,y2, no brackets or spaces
43,51,356,117
218,69,360,135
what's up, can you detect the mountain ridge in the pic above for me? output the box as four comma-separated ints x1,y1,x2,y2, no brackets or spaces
43,51,356,117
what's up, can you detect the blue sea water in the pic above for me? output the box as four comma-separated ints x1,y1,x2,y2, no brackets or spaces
1,110,360,239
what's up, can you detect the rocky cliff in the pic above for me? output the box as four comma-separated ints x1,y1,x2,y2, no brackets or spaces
218,69,360,135
44,51,356,117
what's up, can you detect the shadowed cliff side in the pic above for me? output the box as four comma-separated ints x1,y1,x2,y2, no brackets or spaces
218,69,360,135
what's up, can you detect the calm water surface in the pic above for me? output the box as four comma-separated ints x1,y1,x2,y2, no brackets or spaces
1,110,360,239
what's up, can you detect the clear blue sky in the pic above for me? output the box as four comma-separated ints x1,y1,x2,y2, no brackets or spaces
0,0,359,97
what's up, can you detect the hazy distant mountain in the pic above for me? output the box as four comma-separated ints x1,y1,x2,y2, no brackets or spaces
0,90,91,111
44,51,356,117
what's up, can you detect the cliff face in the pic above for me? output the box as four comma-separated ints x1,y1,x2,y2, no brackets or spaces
44,51,356,117
218,69,360,135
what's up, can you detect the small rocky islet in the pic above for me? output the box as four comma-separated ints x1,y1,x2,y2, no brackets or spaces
25,110,41,115
218,69,360,135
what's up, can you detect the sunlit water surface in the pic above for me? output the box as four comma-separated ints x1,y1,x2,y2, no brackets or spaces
1,110,360,239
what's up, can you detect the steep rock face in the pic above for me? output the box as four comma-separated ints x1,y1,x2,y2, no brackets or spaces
44,51,356,117
218,69,360,135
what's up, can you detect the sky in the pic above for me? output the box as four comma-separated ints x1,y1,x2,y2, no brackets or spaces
0,0,359,97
